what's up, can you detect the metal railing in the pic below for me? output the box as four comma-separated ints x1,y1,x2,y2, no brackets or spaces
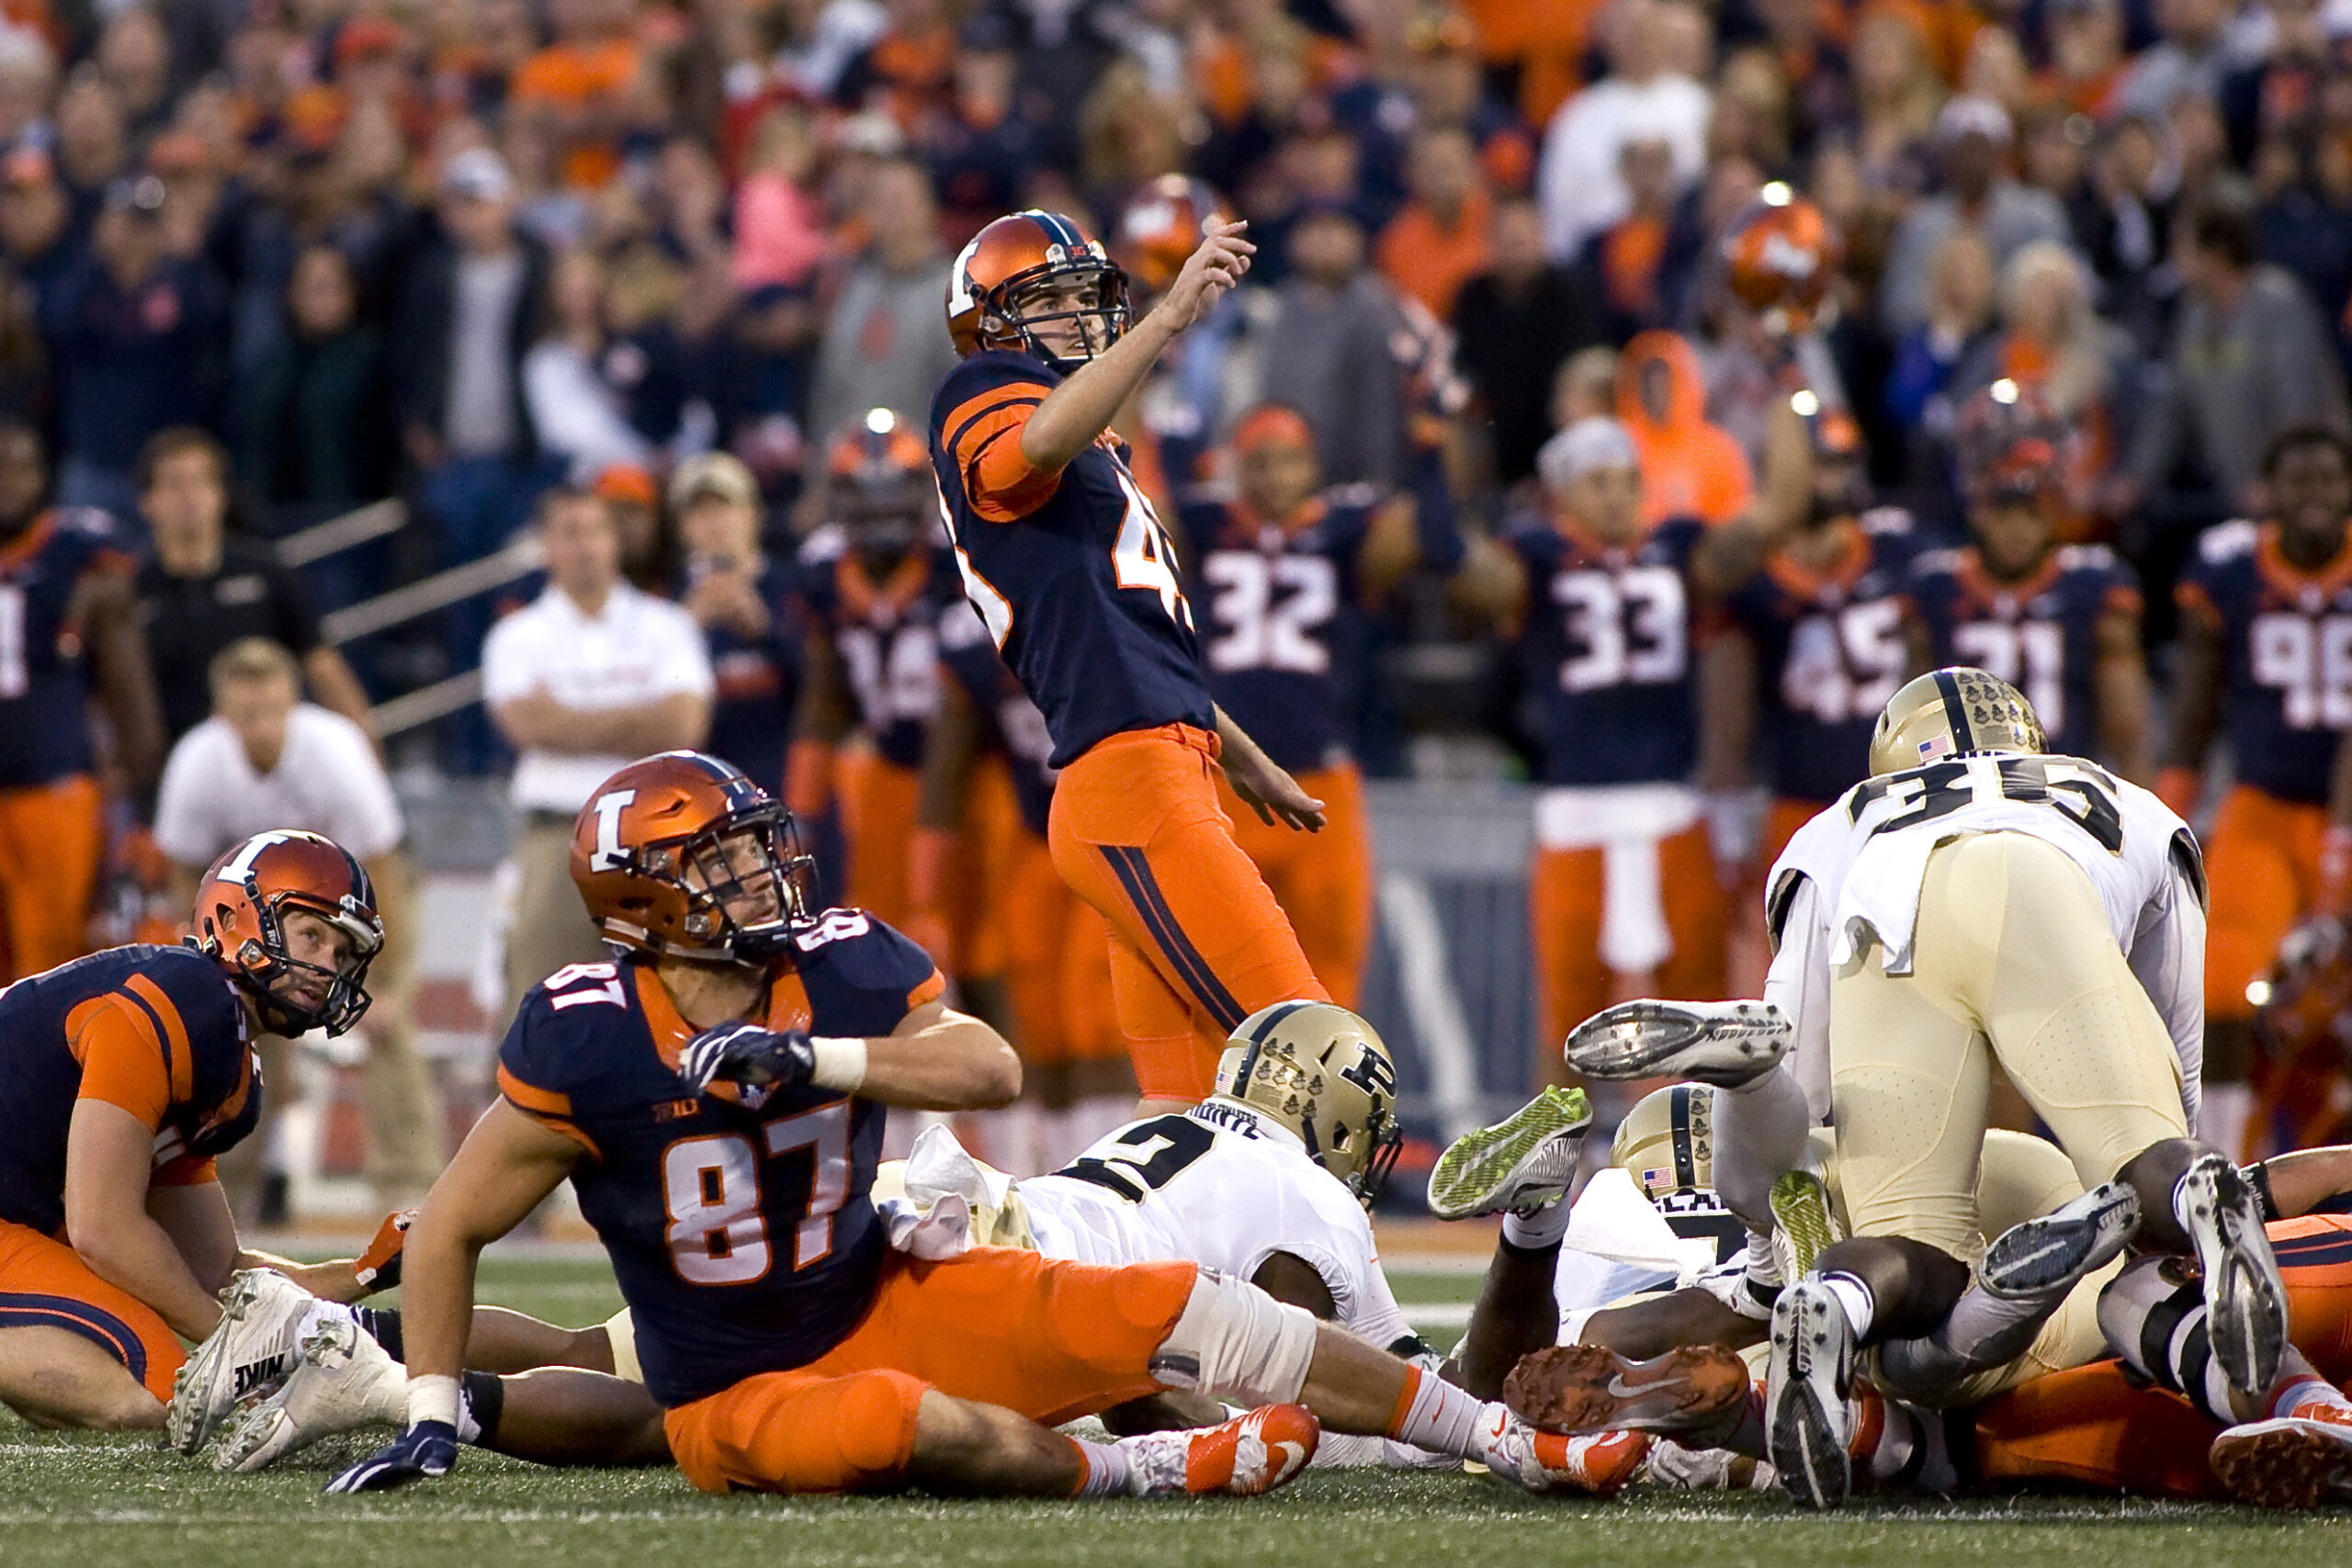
273,499,408,568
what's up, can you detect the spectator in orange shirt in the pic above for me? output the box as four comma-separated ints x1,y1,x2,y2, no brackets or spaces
1614,328,1753,525
2038,0,2127,118
507,0,643,190
1375,124,1493,318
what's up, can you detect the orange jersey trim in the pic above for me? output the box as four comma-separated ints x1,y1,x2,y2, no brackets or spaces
122,973,194,1104
496,1063,600,1156
906,969,946,1011
72,1000,174,1128
2256,520,2352,601
1766,518,1870,599
944,384,1060,522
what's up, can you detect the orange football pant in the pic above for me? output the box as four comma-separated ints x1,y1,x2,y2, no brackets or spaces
1973,1214,2352,1497
1530,821,1728,1072
1216,761,1374,1009
662,1247,1198,1495
0,773,103,982
1002,829,1122,1068
945,753,1021,982
834,748,919,930
1760,798,1823,874
0,1218,183,1401
2203,783,2329,1023
1049,724,1331,1102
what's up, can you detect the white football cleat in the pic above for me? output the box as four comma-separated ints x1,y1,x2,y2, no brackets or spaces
2178,1153,2288,1400
168,1269,324,1454
1766,1278,1854,1509
1562,999,1790,1088
1979,1180,2141,1301
212,1312,407,1472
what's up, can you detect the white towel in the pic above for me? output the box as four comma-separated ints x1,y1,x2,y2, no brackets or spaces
1534,784,1700,976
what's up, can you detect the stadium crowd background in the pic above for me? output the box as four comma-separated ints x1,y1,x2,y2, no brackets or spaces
4,0,2350,1210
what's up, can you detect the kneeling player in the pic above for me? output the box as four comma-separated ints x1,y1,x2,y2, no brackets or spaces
324,750,1621,1498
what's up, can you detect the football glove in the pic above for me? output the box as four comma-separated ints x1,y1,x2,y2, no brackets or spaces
678,1022,816,1100
325,1420,458,1493
352,1207,418,1294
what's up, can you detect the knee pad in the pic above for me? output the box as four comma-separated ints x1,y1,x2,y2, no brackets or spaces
831,1371,926,1479
1149,1269,1318,1406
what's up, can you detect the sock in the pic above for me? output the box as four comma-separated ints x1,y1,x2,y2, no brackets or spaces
2267,1348,2352,1424
1067,1435,1131,1496
1818,1270,1876,1340
2171,1173,2199,1238
1878,1279,2055,1400
1385,1366,1491,1460
353,1305,404,1362
1502,1199,1572,1250
1853,1393,1958,1491
458,1370,503,1446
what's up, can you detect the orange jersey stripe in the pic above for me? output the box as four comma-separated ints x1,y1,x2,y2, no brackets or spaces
122,974,194,1104
906,970,946,1011
497,1062,573,1119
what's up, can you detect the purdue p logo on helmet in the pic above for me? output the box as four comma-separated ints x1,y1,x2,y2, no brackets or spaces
1867,666,2048,777
1214,1001,1404,1206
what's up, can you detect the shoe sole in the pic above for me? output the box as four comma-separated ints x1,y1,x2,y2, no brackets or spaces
1767,1283,1850,1509
2182,1156,2287,1399
167,1270,272,1455
1563,1000,1790,1086
1770,1171,1837,1282
1503,1343,1750,1436
1979,1181,2141,1301
1426,1089,1591,1220
2210,1419,2352,1509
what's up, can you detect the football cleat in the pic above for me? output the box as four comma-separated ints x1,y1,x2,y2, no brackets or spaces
1486,1417,1650,1496
212,1312,407,1472
2178,1153,2288,1399
1126,1404,1319,1496
1769,1169,1838,1283
1646,1437,1777,1492
1425,1087,1591,1220
168,1269,324,1454
1766,1278,1854,1509
2208,1416,2352,1509
1503,1343,1751,1439
1562,999,1790,1087
1979,1180,2141,1301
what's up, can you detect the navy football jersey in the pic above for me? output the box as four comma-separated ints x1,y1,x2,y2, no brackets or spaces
697,558,804,793
929,350,1215,769
1726,510,1916,805
0,507,133,788
938,599,1056,839
0,943,257,1233
2177,519,2352,805
794,533,957,773
495,915,943,1407
1509,514,1706,786
1909,541,2140,762
1176,488,1374,776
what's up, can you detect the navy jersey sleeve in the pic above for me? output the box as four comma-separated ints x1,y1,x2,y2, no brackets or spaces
495,985,604,1155
933,352,1065,523
135,946,251,1104
1174,498,1225,562
1658,514,1710,572
791,911,947,1039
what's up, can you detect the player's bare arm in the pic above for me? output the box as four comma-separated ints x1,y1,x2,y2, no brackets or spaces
1357,498,1423,604
74,566,164,794
64,1100,234,1340
144,1179,371,1305
1445,533,1529,627
492,688,711,757
790,626,853,746
2093,605,2154,784
1017,221,1255,473
1690,395,1815,600
862,998,1023,1108
2159,607,2222,812
1214,705,1328,832
2253,1144,2352,1218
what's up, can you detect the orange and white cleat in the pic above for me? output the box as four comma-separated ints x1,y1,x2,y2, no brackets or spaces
1489,1419,1651,1496
2210,1413,2352,1509
1127,1404,1321,1497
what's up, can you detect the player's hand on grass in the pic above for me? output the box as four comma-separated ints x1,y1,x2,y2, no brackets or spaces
1154,220,1254,335
679,1022,817,1099
325,1421,458,1493
1222,749,1327,832
352,1206,418,1294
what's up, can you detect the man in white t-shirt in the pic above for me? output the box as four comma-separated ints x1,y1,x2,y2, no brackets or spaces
153,637,441,1215
481,487,712,1025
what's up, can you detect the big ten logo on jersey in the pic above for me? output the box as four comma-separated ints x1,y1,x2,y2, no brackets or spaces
1204,548,1336,675
1849,753,2124,852
1954,618,2068,736
836,621,939,733
1552,565,1684,692
1782,600,1905,722
660,1102,851,1284
2251,602,2352,730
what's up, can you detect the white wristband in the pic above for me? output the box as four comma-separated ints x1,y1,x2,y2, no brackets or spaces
808,1035,868,1092
408,1372,460,1429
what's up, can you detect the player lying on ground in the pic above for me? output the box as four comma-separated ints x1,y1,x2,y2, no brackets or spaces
1443,669,2280,1506
0,829,382,1434
293,750,1627,1499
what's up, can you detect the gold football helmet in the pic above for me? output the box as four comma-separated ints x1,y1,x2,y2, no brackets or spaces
1866,666,2047,777
1611,1083,1715,1201
1214,1001,1403,1206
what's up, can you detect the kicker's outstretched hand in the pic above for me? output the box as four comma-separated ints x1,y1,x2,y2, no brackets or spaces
1154,220,1255,335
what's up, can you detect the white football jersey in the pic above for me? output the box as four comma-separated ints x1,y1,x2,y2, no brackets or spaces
1764,750,2207,1124
1018,1101,1417,1352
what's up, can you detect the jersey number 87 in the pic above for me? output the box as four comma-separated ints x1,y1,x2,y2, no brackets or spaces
661,1104,851,1285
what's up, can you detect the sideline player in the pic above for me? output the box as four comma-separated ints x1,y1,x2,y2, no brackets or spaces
326,750,1633,1497
0,829,381,1431
2165,425,2352,1155
930,209,1333,1112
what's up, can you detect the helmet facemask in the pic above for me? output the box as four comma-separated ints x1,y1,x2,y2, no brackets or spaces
988,261,1131,375
213,888,382,1038
632,801,817,964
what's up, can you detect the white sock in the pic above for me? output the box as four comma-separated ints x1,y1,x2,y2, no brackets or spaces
1818,1271,1876,1340
1069,1436,1131,1496
1503,1200,1572,1250
1385,1366,1490,1460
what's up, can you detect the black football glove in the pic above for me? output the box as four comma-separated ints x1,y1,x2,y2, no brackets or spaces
678,1022,817,1102
325,1420,458,1493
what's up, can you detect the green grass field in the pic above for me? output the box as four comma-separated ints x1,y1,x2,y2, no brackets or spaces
6,1256,2350,1568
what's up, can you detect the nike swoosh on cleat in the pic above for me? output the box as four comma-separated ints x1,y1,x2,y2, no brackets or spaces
1607,1372,1685,1400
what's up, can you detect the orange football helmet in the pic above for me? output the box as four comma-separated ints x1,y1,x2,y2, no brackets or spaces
1956,378,2069,504
193,829,383,1036
1116,175,1229,297
1721,186,1839,336
826,408,933,557
571,750,816,965
946,209,1131,372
